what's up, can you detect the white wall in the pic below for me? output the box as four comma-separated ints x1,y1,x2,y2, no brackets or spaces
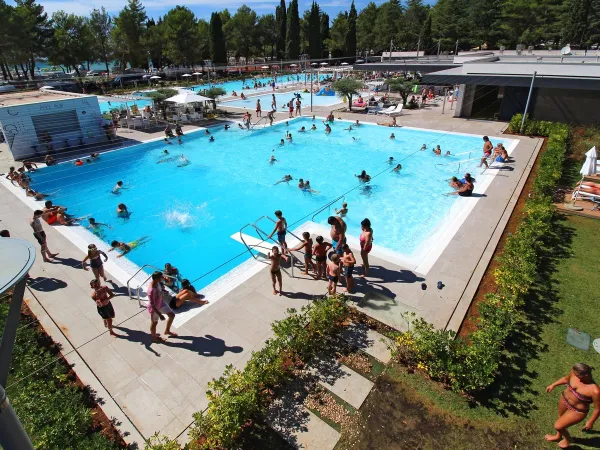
0,96,106,160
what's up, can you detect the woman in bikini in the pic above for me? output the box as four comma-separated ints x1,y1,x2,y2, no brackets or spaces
169,279,208,309
268,246,283,296
82,244,109,282
359,218,373,277
545,363,600,448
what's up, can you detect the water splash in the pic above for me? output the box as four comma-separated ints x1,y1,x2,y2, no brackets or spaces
163,201,213,229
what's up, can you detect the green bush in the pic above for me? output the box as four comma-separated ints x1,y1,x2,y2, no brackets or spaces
392,115,570,393
185,295,348,450
0,299,121,450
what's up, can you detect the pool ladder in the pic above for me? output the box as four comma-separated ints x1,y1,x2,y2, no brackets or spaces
249,116,269,129
238,216,304,278
311,195,346,221
126,264,178,307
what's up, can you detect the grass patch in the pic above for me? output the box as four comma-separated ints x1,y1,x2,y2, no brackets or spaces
562,126,600,186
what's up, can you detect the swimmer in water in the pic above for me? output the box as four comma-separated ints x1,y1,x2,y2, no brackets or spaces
388,157,395,165
392,164,402,172
177,154,190,167
270,155,277,164
209,136,215,142
311,124,317,131
238,123,244,129
108,237,150,257
116,203,130,218
390,133,395,140
286,133,292,142
178,137,183,145
356,170,371,182
445,151,451,157
224,124,230,130
274,174,292,185
88,217,111,234
355,120,360,127
298,126,306,133
298,178,305,190
420,144,427,151
304,181,319,194
279,139,285,146
205,129,211,135
163,149,169,154
335,202,348,217
344,125,353,131
433,145,441,156
112,181,124,194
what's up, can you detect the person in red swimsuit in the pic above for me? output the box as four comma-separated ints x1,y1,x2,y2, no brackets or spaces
545,363,600,448
359,218,373,278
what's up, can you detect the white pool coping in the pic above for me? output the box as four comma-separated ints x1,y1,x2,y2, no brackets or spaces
4,116,518,328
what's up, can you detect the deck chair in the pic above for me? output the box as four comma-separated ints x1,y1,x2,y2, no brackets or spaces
377,105,397,115
389,104,404,117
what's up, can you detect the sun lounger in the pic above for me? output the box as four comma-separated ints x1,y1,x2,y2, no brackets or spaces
388,104,403,117
571,189,600,207
377,105,397,115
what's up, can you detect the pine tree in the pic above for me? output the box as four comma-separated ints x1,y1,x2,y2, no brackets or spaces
421,12,432,55
209,12,226,65
308,2,322,60
345,1,357,58
286,0,300,59
320,12,330,58
275,0,286,60
113,0,147,69
357,2,378,56
401,0,427,50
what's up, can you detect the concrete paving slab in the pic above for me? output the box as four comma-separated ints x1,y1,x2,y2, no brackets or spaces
341,322,393,363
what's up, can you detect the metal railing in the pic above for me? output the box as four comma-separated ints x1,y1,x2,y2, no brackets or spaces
250,116,269,129
126,264,177,307
311,195,345,221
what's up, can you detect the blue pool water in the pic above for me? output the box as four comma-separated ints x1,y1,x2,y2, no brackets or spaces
190,73,330,95
29,119,499,291
99,99,152,113
221,91,342,110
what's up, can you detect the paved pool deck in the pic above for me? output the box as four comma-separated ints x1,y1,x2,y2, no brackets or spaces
0,106,542,447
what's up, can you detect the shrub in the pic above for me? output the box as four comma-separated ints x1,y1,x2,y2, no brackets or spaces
391,115,570,393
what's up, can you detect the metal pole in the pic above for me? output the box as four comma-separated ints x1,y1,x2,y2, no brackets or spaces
455,40,459,56
437,39,441,56
416,38,420,59
310,66,313,113
0,385,34,450
442,87,447,114
520,71,537,134
389,39,393,62
0,277,27,387
450,85,455,110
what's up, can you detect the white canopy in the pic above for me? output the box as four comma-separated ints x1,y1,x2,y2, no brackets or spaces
40,86,55,90
192,72,202,75
580,146,598,176
150,75,161,80
166,91,212,104
341,62,349,65
182,74,192,77
290,64,298,67
320,62,328,66
261,65,269,69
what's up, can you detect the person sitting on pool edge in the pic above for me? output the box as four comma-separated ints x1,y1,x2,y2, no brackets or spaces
447,174,474,197
164,125,175,139
168,279,209,310
163,263,181,292
175,124,184,136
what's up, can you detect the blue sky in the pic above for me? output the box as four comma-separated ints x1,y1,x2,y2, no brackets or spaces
18,0,433,22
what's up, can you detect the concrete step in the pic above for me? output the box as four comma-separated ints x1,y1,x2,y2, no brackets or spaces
266,386,340,450
341,321,393,364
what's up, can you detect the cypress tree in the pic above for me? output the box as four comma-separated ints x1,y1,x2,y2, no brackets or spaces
421,12,433,55
286,0,301,59
345,0,357,58
308,1,321,59
320,12,330,58
209,12,226,64
276,0,286,60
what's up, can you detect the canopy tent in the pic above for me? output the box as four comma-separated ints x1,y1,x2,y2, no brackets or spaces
39,86,55,90
261,66,269,69
165,91,212,104
341,62,349,66
150,76,161,80
182,74,192,78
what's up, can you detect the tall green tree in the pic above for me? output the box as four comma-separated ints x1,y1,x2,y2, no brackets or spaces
499,0,538,47
431,0,467,52
113,0,147,69
320,12,330,58
0,1,16,79
197,19,211,61
300,8,311,55
162,6,199,66
12,0,52,79
467,0,502,49
209,12,227,65
49,11,92,75
145,18,164,70
256,14,277,58
89,7,114,73
421,12,433,55
345,1,357,58
226,5,257,62
308,2,322,59
275,0,286,60
332,77,362,110
400,0,427,50
357,2,378,55
374,0,402,53
562,0,598,46
286,0,300,59
327,11,348,58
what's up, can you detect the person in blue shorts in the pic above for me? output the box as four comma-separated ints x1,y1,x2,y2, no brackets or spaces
328,215,346,255
268,210,289,257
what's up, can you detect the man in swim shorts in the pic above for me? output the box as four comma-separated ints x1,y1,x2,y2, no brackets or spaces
30,210,59,262
91,279,117,337
328,215,347,255
268,210,289,256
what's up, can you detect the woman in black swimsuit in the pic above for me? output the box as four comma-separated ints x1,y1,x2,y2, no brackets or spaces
82,244,109,282
545,363,600,448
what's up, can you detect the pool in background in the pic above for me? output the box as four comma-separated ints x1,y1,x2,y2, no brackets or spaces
27,119,513,291
99,99,152,114
189,73,331,95
220,91,343,109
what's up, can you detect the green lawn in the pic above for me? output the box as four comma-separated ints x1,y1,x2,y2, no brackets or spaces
339,214,600,450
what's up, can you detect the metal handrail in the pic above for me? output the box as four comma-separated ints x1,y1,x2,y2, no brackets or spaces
126,264,177,307
252,217,298,278
250,116,269,129
311,194,345,222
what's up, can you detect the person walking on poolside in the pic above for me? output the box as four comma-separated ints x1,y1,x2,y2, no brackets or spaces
268,210,289,256
545,363,600,449
359,218,373,277
271,94,276,111
341,243,356,293
82,244,109,283
90,279,117,337
256,99,262,117
479,135,493,168
30,210,58,262
290,232,316,276
268,246,284,295
328,215,347,255
327,253,341,295
147,271,177,343
295,98,301,116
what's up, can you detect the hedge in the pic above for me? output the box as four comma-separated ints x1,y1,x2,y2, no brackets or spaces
0,297,121,450
392,114,570,392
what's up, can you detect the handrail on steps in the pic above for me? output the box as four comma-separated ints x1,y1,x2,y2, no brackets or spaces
126,264,177,307
311,195,345,222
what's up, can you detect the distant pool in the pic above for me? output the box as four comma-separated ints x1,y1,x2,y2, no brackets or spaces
99,99,152,113
28,118,514,290
190,73,330,96
221,91,342,110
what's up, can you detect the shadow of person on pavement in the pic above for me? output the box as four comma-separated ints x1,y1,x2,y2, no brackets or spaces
48,256,85,268
27,276,68,292
112,325,161,357
163,334,243,357
365,265,425,284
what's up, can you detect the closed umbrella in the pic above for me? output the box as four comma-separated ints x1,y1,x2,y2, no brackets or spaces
580,146,597,176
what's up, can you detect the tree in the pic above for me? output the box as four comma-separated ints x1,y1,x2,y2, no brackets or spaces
320,12,330,58
308,2,322,59
421,12,433,55
332,77,363,110
357,2,378,55
145,18,165,70
300,9,311,55
163,6,199,66
327,12,348,58
386,78,418,105
468,0,502,49
286,0,300,59
0,0,16,79
209,12,226,65
147,88,178,119
12,0,52,79
431,0,468,52
400,0,427,50
204,86,226,110
113,0,147,69
374,0,402,52
49,11,92,76
256,14,277,58
89,8,113,73
345,1,357,58
227,5,258,62
276,0,286,60
197,19,211,62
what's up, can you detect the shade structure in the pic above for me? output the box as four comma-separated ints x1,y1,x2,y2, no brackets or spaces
150,75,161,80
341,62,349,65
580,146,598,176
261,66,269,69
165,91,212,104
311,62,318,66
182,74,192,77
320,62,328,66
192,72,202,75
289,64,298,67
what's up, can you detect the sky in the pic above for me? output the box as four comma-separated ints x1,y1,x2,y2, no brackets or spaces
9,0,434,22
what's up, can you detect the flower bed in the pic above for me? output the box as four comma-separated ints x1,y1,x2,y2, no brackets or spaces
390,114,570,393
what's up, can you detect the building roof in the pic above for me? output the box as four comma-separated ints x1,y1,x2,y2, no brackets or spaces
0,90,91,107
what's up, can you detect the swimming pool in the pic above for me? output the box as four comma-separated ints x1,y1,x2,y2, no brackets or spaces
190,73,330,95
99,99,152,113
26,118,514,292
220,91,342,110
